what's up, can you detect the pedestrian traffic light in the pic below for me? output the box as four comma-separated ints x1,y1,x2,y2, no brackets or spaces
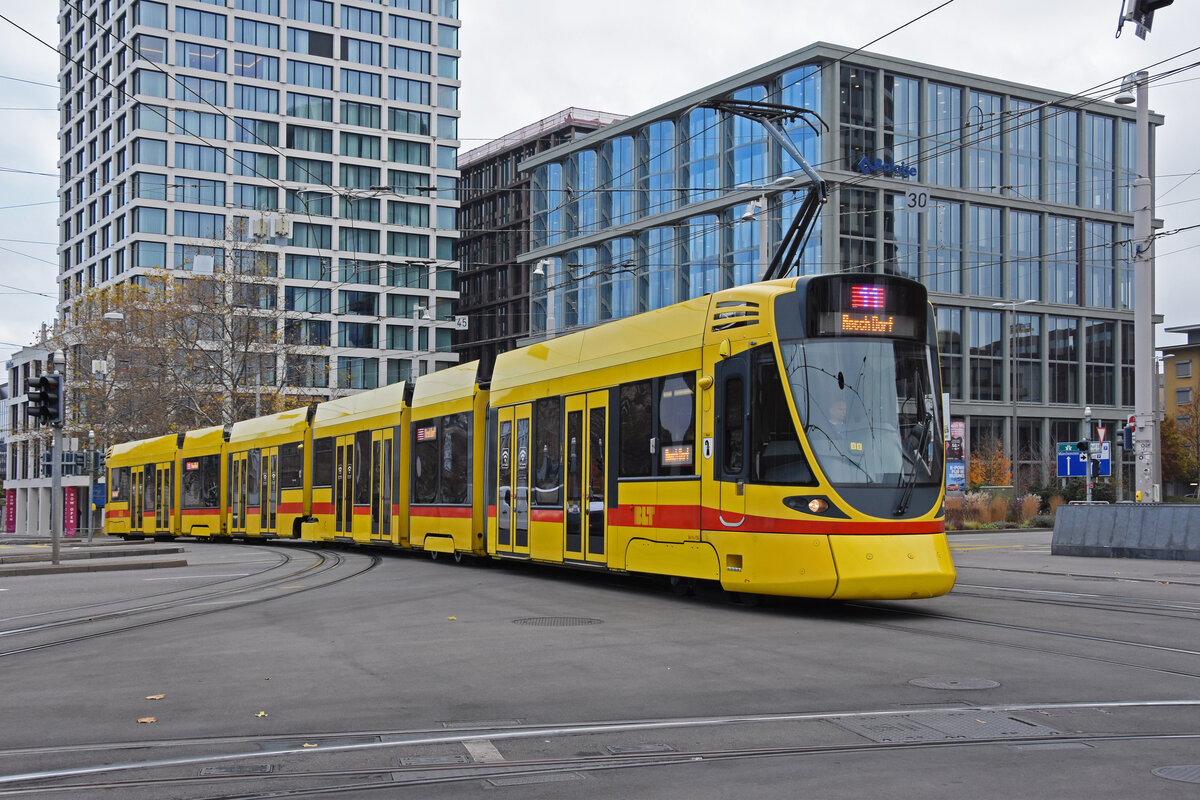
1121,424,1134,450
25,374,63,426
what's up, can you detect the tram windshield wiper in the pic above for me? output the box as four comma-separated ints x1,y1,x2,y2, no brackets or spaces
895,412,932,516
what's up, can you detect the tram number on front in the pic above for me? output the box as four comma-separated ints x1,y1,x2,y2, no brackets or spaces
904,189,930,211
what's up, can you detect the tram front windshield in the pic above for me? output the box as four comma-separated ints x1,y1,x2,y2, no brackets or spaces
779,338,943,486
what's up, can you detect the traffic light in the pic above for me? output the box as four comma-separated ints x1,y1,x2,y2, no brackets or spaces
1121,424,1134,450
1122,0,1174,38
25,374,64,426
1076,440,1088,452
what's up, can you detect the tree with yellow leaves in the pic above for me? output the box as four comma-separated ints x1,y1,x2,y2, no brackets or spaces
967,437,1012,489
48,219,325,453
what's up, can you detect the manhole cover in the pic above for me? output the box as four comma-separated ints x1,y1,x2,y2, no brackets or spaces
909,676,1000,690
1154,766,1200,784
513,617,603,627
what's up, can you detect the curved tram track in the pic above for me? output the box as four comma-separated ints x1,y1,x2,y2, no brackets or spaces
0,546,381,659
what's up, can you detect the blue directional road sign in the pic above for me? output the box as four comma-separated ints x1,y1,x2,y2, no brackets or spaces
1056,442,1111,478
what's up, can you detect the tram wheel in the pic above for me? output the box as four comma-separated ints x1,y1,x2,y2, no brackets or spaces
669,576,695,596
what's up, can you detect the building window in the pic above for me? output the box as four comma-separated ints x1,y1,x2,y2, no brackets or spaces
840,65,876,172
1177,387,1193,406
967,90,1002,193
969,309,1002,401
286,91,332,121
1048,216,1078,305
1177,360,1193,379
1048,316,1079,405
176,41,225,72
926,200,961,293
1084,319,1115,406
1014,312,1042,403
284,285,331,313
927,82,962,188
390,15,430,43
1046,107,1078,206
968,205,1002,298
341,100,381,129
338,356,378,390
839,188,877,273
234,51,278,81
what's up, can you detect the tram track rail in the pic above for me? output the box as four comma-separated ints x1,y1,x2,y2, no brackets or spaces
0,547,381,660
0,700,1196,798
842,597,1200,681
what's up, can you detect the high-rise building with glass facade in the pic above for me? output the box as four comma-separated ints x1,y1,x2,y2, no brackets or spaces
520,43,1159,490
56,0,462,399
455,108,624,379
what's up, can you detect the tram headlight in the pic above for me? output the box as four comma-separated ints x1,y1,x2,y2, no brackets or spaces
807,498,829,514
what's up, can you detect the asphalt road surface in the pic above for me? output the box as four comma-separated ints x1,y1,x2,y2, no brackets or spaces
1,531,1199,799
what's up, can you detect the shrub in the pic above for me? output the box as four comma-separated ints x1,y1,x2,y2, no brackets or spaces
945,494,964,530
1048,495,1065,516
988,495,1008,523
963,491,990,523
1028,514,1054,528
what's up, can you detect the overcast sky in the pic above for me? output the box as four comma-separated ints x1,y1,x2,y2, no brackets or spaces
1,0,1197,357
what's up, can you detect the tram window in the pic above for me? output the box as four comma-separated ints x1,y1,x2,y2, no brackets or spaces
144,464,156,510
111,467,130,501
246,450,260,507
312,437,334,487
412,418,439,503
354,430,371,506
723,375,745,475
441,413,470,504
658,373,696,476
532,397,562,505
279,443,303,489
750,349,814,485
618,380,652,478
181,454,220,509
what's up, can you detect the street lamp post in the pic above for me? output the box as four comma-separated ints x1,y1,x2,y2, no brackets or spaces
737,176,797,281
1084,406,1093,503
991,299,1036,491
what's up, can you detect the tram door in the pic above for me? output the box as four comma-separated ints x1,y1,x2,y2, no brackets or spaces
333,435,355,535
565,391,608,565
717,357,748,527
259,448,278,535
229,452,250,535
495,405,531,555
155,463,172,533
130,466,146,535
371,429,393,541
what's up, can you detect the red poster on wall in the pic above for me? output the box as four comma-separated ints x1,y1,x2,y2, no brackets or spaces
64,487,77,537
4,489,14,534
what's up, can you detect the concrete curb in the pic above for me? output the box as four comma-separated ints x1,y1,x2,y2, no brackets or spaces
0,559,189,578
0,546,185,565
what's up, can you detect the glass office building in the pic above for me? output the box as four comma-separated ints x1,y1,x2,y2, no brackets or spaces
56,0,462,398
521,43,1158,490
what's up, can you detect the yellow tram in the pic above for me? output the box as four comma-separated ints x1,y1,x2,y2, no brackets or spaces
106,274,954,600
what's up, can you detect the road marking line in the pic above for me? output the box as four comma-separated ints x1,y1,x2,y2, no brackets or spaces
143,574,251,580
463,739,504,762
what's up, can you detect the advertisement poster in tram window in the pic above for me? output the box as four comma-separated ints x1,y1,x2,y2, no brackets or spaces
64,487,77,537
4,489,14,533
